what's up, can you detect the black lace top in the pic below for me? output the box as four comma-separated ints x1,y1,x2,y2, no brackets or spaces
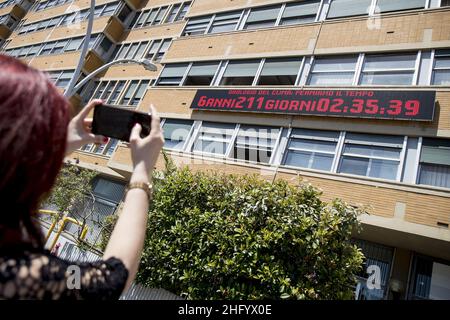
0,247,129,300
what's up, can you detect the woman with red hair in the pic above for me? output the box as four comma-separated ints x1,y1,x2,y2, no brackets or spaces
0,54,164,299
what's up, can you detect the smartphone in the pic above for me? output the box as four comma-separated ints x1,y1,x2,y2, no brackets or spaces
92,104,151,142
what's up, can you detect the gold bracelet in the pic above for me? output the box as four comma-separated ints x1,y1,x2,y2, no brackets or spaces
125,182,153,200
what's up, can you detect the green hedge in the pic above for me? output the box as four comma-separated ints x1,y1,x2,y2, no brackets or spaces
114,161,365,300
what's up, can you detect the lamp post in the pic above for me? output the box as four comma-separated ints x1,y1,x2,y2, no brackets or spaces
69,58,158,97
64,0,96,98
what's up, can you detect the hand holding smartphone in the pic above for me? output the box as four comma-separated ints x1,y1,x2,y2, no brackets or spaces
92,104,152,142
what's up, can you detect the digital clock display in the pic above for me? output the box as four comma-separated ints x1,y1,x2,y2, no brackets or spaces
190,89,436,121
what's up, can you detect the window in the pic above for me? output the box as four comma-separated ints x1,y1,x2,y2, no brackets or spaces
360,53,417,85
134,5,174,28
92,177,125,203
89,80,149,107
157,63,189,86
39,19,53,31
153,39,171,62
10,34,100,59
184,62,220,86
66,37,83,51
376,0,426,13
154,6,169,24
40,42,55,55
119,80,150,106
61,12,76,26
47,16,61,28
134,41,149,60
98,36,113,56
283,129,339,171
100,81,116,100
126,42,140,59
36,2,46,10
109,81,126,104
8,48,20,57
34,0,73,12
82,139,119,157
5,48,13,56
120,80,138,105
308,56,358,86
52,40,67,54
18,2,119,34
136,11,150,27
162,119,193,150
193,122,236,156
93,141,106,155
27,44,40,56
7,34,112,59
231,125,280,163
177,2,190,21
219,60,260,86
145,40,161,60
138,39,172,62
102,2,119,16
0,14,17,29
183,16,210,35
244,5,281,30
418,138,450,189
15,46,28,58
47,70,74,89
280,0,320,25
432,50,450,85
354,240,394,300
142,10,155,27
327,0,372,19
0,38,10,51
257,58,302,85
408,255,450,300
132,80,151,106
8,15,17,28
0,1,18,10
92,81,108,100
89,34,100,48
338,133,404,180
117,4,132,23
128,11,140,28
78,78,98,101
165,3,181,23
209,11,241,33
116,43,130,59
105,139,118,156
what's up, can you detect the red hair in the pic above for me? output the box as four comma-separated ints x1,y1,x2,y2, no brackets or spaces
0,54,70,249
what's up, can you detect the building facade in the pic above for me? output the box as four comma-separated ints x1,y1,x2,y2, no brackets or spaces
2,0,450,300
0,0,34,46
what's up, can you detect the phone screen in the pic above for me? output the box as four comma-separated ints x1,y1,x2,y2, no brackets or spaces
92,104,151,142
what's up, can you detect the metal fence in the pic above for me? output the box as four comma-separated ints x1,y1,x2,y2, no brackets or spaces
64,195,117,244
120,284,183,300
40,191,182,300
54,236,182,300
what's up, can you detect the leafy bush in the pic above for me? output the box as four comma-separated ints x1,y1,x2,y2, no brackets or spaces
125,162,364,300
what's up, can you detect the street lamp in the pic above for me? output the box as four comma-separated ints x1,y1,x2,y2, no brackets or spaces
64,0,95,98
69,58,158,97
64,1,159,98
